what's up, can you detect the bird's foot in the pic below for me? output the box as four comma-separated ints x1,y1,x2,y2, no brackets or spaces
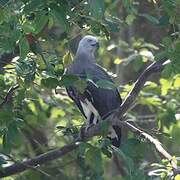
76,124,96,141
76,126,86,141
85,123,96,132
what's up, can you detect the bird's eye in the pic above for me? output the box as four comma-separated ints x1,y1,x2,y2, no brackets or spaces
87,39,92,42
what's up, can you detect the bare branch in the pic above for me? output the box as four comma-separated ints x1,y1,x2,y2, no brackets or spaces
113,120,178,171
116,59,170,117
0,142,79,177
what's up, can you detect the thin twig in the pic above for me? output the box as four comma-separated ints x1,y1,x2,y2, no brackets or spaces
0,84,19,109
114,120,178,170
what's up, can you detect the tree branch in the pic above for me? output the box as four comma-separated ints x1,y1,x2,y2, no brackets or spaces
0,142,79,177
1,59,177,178
113,120,178,170
116,59,170,117
0,84,19,109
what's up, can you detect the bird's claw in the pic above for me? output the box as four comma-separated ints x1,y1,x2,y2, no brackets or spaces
76,124,96,141
76,126,86,141
85,123,95,132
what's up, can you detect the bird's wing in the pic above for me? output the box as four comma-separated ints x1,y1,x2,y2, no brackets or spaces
66,63,122,147
66,86,86,118
84,64,122,118
66,63,122,119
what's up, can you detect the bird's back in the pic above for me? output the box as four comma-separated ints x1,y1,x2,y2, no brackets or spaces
67,60,122,119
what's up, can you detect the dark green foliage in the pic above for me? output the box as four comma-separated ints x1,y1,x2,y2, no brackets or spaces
0,0,179,179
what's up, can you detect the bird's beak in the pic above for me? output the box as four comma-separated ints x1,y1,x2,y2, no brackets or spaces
92,42,100,49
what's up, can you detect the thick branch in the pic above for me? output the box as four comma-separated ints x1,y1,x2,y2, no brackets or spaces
116,59,170,117
0,59,174,177
0,142,79,177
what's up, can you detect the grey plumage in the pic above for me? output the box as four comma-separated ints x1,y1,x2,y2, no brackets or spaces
66,35,122,147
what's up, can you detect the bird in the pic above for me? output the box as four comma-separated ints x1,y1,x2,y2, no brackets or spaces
65,35,122,147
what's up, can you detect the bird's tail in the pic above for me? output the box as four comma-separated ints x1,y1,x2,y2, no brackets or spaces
107,125,121,147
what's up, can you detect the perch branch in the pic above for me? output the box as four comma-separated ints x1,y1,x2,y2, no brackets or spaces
0,59,177,178
116,59,170,117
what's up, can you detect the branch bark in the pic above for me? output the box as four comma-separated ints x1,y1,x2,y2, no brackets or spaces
1,59,178,178
0,142,79,177
116,59,170,117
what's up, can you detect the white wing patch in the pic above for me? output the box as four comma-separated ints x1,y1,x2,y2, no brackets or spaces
107,126,118,139
80,101,91,121
80,98,100,130
80,99,118,141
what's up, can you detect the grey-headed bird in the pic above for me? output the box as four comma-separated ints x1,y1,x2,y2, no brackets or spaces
66,35,122,147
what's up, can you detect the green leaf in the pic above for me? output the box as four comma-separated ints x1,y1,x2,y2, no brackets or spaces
113,146,135,173
99,120,109,137
0,36,16,53
139,96,162,107
90,22,101,35
101,148,112,158
74,79,87,94
23,0,45,12
114,58,122,65
22,21,36,33
41,77,59,89
155,51,168,61
125,170,147,180
85,147,103,175
158,16,169,27
0,0,9,6
15,58,36,82
160,78,172,96
141,13,159,24
0,75,5,87
105,18,120,32
50,4,70,32
175,174,180,180
59,75,79,88
0,8,11,23
62,51,73,68
159,108,176,128
78,142,91,156
89,0,105,20
96,80,116,90
0,109,13,124
3,120,21,153
19,37,30,59
174,75,180,88
121,139,144,159
34,11,49,34
126,14,136,25
160,67,173,79
162,36,172,47
54,64,64,77
3,132,11,153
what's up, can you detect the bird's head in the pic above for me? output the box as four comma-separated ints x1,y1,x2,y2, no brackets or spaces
77,35,99,54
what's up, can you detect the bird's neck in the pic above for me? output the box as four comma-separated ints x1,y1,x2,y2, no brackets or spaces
75,49,96,63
